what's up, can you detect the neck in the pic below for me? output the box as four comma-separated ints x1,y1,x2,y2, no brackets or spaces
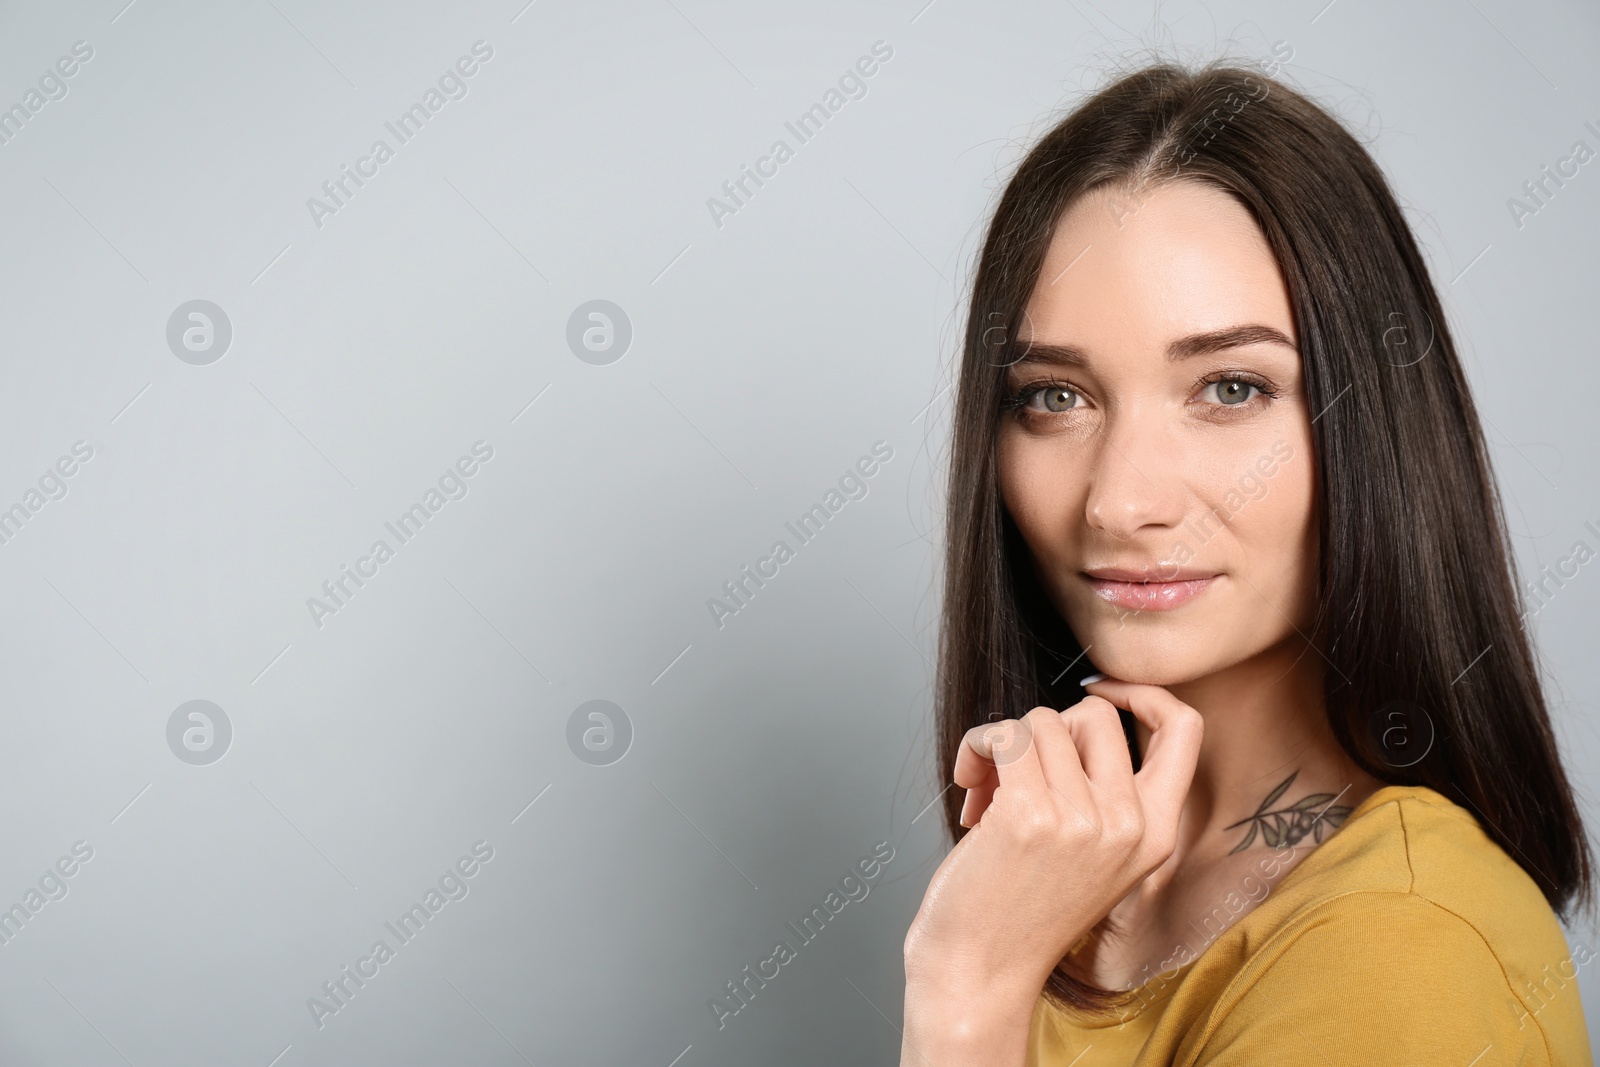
1135,634,1384,876
1074,636,1388,990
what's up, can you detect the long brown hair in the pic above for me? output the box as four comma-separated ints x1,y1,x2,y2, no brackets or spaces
935,59,1593,1011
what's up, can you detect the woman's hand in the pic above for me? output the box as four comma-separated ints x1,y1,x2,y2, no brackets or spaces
900,679,1203,1065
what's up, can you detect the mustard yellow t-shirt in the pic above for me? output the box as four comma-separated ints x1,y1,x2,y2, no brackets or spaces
1025,784,1593,1065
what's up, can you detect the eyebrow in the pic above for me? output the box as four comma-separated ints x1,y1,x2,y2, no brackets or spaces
1012,324,1298,368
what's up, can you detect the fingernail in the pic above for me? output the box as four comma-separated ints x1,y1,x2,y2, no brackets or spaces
1078,673,1105,685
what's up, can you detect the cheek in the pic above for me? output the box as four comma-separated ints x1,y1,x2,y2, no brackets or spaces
1285,456,1321,600
1229,442,1320,609
997,428,1081,559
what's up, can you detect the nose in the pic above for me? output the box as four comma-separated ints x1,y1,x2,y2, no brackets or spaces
1082,409,1187,541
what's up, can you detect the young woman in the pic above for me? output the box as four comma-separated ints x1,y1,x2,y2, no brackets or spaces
900,61,1594,1065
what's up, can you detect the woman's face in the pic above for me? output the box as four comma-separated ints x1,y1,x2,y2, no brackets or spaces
997,179,1318,686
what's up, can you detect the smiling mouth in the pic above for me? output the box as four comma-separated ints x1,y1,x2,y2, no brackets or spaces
1081,569,1219,611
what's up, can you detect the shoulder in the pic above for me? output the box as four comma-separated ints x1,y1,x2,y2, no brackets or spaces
1183,786,1593,1066
1307,786,1579,980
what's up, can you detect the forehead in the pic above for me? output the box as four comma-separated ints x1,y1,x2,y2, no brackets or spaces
1020,180,1294,350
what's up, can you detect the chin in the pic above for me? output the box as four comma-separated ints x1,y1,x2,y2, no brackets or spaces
1072,623,1227,688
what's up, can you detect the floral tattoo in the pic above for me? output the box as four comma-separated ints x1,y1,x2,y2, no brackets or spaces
1224,771,1353,854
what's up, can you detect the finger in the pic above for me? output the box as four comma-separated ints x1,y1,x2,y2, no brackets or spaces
962,717,1040,770
1059,696,1139,835
958,781,995,828
955,722,1006,787
1059,695,1136,790
979,716,1052,809
1081,679,1204,824
1021,705,1094,813
953,720,1012,828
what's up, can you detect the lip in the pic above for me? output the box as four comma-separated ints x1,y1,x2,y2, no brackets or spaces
1082,566,1220,611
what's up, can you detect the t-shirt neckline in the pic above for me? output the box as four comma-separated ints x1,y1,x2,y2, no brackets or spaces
1041,782,1441,1028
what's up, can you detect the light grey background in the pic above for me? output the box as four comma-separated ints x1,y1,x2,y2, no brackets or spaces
0,0,1596,1063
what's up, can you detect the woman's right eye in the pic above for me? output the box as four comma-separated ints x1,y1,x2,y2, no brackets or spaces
1013,383,1081,413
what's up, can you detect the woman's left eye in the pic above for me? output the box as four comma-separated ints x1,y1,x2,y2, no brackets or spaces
1200,378,1261,406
